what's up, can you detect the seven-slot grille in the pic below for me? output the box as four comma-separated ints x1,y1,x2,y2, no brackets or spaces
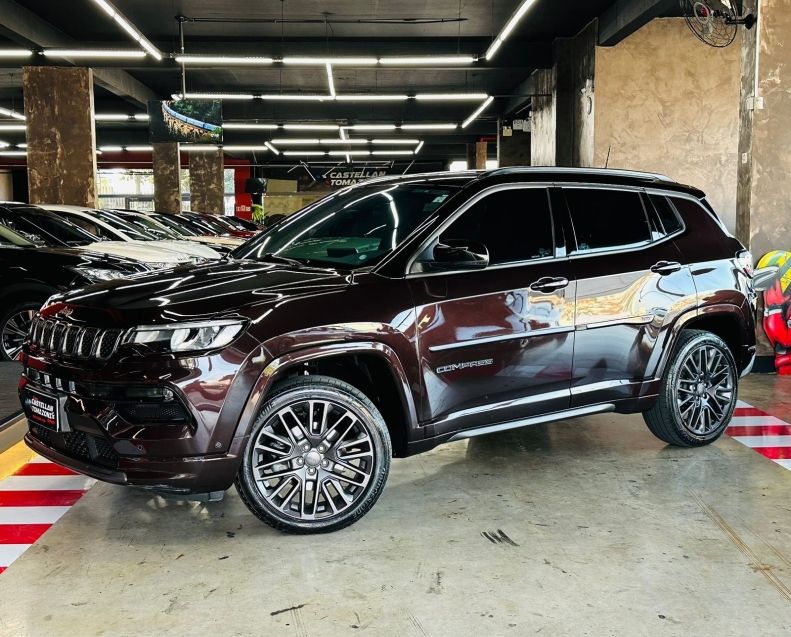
28,317,123,360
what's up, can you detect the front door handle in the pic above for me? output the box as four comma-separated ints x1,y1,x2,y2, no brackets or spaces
529,277,570,293
650,261,682,275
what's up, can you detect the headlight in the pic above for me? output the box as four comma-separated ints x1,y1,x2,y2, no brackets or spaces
70,266,128,282
125,319,245,354
146,262,179,271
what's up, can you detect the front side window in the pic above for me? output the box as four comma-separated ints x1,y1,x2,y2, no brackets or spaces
439,187,554,265
565,188,651,253
233,182,458,269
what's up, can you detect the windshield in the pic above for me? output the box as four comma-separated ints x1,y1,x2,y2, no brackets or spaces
91,210,155,241
0,207,99,246
232,182,458,269
186,214,228,235
151,214,198,237
112,211,182,240
0,223,34,247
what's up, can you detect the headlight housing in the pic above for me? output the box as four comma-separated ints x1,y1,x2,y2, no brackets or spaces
124,319,245,354
70,266,128,282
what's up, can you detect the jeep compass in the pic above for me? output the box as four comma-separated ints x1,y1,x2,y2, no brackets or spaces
18,168,756,533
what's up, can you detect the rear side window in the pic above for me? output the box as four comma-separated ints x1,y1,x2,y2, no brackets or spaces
440,187,554,265
649,195,684,235
564,188,651,252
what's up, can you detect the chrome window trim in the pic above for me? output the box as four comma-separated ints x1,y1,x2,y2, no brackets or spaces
428,325,574,352
404,181,558,278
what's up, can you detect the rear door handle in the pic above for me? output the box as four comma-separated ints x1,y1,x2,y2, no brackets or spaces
529,277,570,293
650,261,682,275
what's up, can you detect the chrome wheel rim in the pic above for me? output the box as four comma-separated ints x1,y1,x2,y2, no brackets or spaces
675,344,735,436
250,399,375,521
2,309,34,360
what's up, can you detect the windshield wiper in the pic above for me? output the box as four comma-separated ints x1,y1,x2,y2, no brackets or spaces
258,252,304,267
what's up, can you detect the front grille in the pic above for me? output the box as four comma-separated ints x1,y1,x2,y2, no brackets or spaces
28,317,123,360
31,425,119,469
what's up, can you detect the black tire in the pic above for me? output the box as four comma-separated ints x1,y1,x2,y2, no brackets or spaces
0,300,40,362
235,375,392,534
643,330,738,447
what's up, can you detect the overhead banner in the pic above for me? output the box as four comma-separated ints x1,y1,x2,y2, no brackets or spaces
148,99,223,143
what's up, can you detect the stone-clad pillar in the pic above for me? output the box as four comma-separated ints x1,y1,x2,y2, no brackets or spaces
475,141,488,169
152,142,182,213
23,66,98,207
189,149,224,213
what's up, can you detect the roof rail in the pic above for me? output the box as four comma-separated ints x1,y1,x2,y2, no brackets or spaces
482,166,674,183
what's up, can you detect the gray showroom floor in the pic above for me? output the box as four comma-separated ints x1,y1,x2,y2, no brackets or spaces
0,377,789,636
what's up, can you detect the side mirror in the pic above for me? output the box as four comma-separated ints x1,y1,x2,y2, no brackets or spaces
427,239,489,272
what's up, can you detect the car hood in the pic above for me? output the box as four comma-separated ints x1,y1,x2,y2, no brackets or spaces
77,241,191,265
130,240,222,260
185,235,245,247
60,259,354,322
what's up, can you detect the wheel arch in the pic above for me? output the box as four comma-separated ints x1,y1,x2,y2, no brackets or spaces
235,341,419,457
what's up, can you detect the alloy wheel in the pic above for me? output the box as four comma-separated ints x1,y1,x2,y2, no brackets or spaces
674,343,736,436
249,399,375,521
2,309,35,361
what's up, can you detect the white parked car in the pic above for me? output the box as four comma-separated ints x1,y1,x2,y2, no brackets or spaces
40,205,223,261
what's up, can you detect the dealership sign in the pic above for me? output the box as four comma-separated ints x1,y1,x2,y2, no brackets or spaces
324,167,390,187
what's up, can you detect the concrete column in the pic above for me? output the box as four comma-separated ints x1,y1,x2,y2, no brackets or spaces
736,0,791,259
497,119,532,166
475,141,488,169
152,142,181,213
189,149,225,213
23,66,97,207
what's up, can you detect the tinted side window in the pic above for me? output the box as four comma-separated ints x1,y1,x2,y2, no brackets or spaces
565,188,650,252
440,188,554,265
649,195,684,235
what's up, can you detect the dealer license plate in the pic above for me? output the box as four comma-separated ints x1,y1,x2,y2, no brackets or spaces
23,387,65,431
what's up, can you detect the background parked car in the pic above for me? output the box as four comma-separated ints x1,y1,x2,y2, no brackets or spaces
134,211,245,250
187,211,259,238
0,223,149,361
41,205,222,261
0,203,205,270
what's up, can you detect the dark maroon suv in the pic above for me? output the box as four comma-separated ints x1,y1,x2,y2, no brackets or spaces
18,168,756,533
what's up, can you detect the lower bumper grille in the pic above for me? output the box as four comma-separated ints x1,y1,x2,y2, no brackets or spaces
31,425,119,469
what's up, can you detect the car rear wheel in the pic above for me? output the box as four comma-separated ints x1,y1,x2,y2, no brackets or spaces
644,330,738,447
0,301,39,362
235,375,391,534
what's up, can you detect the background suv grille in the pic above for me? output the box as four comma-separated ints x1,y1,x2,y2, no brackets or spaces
28,317,123,360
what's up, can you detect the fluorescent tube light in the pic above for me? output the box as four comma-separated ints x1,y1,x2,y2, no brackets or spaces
98,145,123,152
264,142,280,155
343,124,397,131
329,150,370,156
415,93,489,101
415,141,425,154
372,150,415,156
400,123,458,130
125,145,153,152
0,151,26,157
0,49,33,58
262,94,333,102
132,114,149,121
17,143,27,149
283,151,328,156
224,123,279,130
0,124,25,131
282,57,378,66
371,139,421,145
462,96,495,128
379,56,475,65
0,107,25,121
326,64,336,98
335,95,409,102
485,0,540,61
319,138,369,145
43,49,146,58
0,142,8,148
90,0,163,60
284,124,340,131
175,55,274,65
222,146,270,152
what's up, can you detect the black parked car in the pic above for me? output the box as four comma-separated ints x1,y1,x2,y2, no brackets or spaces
0,203,99,247
0,224,148,361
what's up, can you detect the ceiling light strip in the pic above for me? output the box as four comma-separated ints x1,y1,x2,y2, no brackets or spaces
415,93,489,101
0,107,25,121
326,64,336,98
42,49,147,59
485,0,540,60
264,142,280,155
0,49,33,58
175,55,274,65
462,96,495,129
90,0,163,60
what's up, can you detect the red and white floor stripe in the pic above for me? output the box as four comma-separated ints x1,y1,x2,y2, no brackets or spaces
0,401,788,574
728,401,791,471
0,455,94,574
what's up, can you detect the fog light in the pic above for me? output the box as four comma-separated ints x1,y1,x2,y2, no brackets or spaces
162,387,174,402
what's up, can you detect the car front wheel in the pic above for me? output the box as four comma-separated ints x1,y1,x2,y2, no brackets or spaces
0,301,39,362
644,329,738,447
235,375,392,534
